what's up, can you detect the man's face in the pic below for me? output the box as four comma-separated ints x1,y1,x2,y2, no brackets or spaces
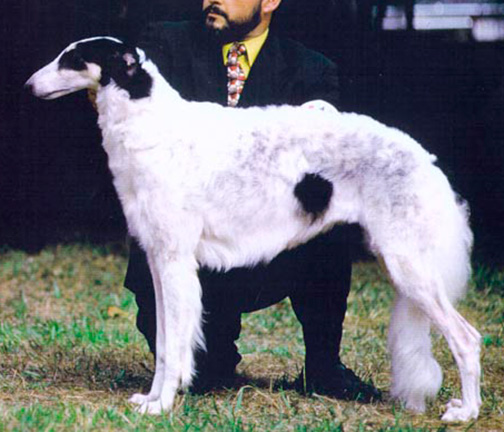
202,0,263,42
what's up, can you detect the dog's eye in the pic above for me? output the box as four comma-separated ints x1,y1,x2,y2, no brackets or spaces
58,50,86,71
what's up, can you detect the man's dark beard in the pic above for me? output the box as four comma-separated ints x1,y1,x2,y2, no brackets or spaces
202,3,262,43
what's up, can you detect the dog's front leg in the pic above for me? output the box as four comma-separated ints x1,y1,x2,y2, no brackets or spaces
130,251,203,414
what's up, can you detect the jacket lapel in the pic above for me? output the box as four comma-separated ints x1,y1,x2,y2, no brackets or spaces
190,29,228,105
239,34,288,108
187,31,290,108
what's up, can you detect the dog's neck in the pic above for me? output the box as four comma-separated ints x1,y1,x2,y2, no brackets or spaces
95,59,185,148
96,60,188,152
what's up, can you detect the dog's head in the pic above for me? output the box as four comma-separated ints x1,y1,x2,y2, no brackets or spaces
25,37,152,100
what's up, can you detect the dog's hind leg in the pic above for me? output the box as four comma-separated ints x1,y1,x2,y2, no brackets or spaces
130,252,202,414
388,293,443,412
383,254,481,422
425,302,480,422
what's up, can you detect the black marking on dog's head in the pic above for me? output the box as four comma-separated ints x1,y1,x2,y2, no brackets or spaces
294,173,333,220
58,48,88,71
58,38,152,99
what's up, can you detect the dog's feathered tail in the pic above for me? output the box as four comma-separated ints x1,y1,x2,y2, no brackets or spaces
437,194,473,304
388,295,442,412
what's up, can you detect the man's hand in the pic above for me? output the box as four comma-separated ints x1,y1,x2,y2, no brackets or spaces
302,100,338,113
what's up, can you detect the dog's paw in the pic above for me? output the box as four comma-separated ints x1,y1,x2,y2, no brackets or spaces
445,398,463,409
135,399,163,415
129,393,151,405
404,398,426,413
129,390,176,415
134,398,172,415
441,399,479,422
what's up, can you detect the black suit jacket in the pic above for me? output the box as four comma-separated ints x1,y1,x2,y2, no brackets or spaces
138,20,340,108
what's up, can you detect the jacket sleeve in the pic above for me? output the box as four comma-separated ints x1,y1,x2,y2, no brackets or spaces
280,38,340,109
302,59,340,108
136,22,176,80
293,53,340,109
137,21,197,83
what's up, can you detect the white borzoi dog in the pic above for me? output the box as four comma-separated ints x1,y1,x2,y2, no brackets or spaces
25,37,481,421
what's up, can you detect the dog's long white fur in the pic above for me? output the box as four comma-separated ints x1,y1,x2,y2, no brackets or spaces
26,38,481,421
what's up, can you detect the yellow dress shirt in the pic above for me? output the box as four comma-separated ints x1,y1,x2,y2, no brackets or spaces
222,29,269,78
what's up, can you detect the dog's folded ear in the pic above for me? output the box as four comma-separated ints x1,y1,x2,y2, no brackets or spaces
105,45,152,99
122,52,139,77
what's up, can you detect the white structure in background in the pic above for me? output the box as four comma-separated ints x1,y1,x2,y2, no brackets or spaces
382,1,504,40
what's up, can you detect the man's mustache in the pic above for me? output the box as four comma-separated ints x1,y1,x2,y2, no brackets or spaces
203,4,229,20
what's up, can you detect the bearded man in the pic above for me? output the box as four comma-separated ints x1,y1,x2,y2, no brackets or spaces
125,0,380,402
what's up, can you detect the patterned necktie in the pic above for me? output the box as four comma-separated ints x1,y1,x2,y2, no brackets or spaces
226,43,247,107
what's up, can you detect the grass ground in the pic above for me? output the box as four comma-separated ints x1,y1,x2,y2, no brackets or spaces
0,243,502,431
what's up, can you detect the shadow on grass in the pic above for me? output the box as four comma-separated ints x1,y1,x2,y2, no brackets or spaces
0,347,153,394
186,371,387,408
4,343,386,405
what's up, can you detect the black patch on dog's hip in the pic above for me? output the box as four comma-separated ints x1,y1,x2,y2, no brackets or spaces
294,173,333,219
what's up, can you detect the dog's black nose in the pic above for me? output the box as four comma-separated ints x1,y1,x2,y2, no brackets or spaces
23,81,34,95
